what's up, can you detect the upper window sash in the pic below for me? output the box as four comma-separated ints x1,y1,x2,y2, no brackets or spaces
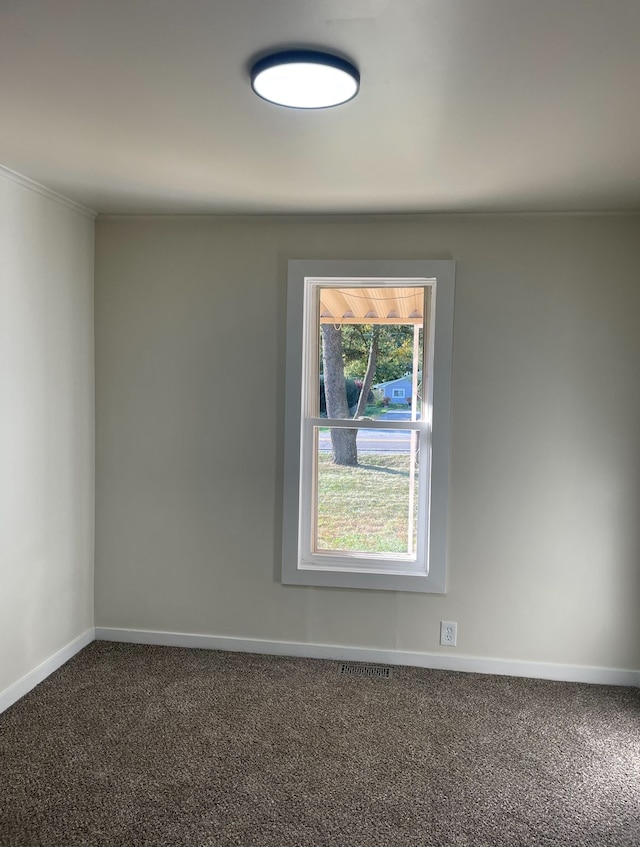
302,277,432,422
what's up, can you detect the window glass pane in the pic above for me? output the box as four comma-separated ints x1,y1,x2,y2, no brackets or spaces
314,427,420,556
318,287,425,421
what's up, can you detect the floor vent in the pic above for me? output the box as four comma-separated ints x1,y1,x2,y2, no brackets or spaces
338,663,392,679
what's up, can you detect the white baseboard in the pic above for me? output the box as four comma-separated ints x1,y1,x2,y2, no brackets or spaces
0,628,95,714
2,627,634,716
95,628,640,688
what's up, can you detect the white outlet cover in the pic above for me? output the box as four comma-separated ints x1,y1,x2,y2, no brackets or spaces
440,620,458,647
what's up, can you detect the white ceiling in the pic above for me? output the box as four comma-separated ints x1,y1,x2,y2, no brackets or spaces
2,0,640,215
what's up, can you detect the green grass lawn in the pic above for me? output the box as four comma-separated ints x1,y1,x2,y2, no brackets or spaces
316,452,418,554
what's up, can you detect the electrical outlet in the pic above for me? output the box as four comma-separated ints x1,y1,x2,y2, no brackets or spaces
440,621,457,647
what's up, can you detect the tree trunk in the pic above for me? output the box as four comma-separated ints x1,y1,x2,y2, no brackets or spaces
354,326,379,419
321,324,358,466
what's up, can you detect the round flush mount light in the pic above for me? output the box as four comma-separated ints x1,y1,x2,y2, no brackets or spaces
251,50,360,109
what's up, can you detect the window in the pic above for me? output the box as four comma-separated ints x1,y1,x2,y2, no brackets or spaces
282,260,454,593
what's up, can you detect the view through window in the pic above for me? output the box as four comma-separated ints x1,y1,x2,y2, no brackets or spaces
297,280,432,574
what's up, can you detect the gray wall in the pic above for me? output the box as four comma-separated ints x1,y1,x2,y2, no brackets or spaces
95,213,640,672
0,172,94,694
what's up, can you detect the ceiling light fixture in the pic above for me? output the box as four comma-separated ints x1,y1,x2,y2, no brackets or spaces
251,50,359,109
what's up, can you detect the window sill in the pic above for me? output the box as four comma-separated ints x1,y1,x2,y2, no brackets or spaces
282,565,446,594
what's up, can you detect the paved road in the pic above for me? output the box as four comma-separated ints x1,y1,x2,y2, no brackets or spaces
317,410,420,453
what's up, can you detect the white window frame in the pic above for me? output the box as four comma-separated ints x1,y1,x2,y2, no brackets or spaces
392,388,405,398
282,260,455,593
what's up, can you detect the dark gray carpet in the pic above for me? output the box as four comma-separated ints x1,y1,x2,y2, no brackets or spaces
1,642,638,847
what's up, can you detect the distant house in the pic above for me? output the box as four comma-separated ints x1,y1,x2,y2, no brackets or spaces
374,376,414,404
